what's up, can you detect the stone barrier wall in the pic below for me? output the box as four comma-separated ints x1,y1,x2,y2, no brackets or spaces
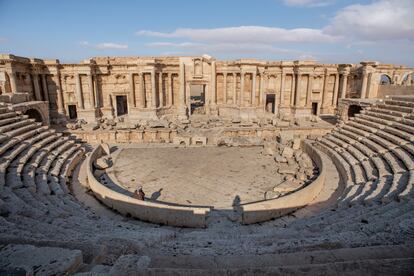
241,141,328,224
86,145,210,228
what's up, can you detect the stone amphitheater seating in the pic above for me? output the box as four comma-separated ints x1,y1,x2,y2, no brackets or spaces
0,98,413,275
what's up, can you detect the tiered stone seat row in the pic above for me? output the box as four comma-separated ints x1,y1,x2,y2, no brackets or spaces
316,98,414,206
0,107,85,219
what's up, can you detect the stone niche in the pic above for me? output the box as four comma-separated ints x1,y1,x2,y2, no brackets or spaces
193,58,203,79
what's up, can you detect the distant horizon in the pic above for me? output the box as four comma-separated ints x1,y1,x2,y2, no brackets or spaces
1,0,413,66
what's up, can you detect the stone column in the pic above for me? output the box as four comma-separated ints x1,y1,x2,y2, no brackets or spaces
129,73,136,107
332,73,339,106
295,73,302,107
233,73,237,105
223,73,227,104
279,71,285,107
251,72,256,107
33,74,42,101
366,73,373,98
158,73,164,107
240,72,245,107
94,74,100,109
340,72,349,99
306,74,313,107
54,72,65,114
139,73,146,108
179,62,185,108
88,74,95,109
10,72,17,93
361,70,368,99
321,71,329,107
259,73,265,107
41,74,50,102
151,68,157,108
290,74,296,106
168,73,173,107
211,61,216,105
75,73,84,110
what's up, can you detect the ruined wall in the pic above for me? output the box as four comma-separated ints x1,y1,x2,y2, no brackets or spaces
0,54,412,124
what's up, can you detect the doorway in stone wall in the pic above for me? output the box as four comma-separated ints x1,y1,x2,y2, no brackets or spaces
190,84,205,115
265,94,275,114
116,95,128,116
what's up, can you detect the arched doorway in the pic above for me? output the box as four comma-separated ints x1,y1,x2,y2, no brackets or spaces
379,74,392,85
402,73,414,86
348,104,362,118
25,108,43,123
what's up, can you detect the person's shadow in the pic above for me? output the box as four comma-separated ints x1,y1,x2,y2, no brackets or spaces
150,188,163,200
232,195,242,213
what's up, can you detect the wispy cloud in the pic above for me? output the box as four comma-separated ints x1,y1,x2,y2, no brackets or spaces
324,0,414,41
0,37,8,43
281,0,335,7
79,41,128,50
137,26,338,43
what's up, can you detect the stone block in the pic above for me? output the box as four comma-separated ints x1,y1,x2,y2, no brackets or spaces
282,147,294,158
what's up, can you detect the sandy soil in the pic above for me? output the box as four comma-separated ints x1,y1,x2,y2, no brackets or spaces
111,146,283,208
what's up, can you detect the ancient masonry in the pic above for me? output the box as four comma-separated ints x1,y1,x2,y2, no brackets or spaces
0,53,414,275
1,54,413,124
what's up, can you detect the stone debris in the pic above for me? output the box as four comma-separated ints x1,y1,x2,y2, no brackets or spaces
94,156,112,170
0,244,83,276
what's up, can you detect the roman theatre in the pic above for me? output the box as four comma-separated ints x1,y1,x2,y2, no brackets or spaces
1,53,414,274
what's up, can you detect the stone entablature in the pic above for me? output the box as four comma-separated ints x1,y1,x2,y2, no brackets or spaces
0,54,412,124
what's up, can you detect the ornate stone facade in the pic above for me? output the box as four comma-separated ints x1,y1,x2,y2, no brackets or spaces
0,54,413,124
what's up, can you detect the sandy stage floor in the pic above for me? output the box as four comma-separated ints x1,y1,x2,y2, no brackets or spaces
111,146,283,208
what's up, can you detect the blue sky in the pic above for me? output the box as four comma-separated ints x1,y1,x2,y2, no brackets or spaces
0,0,413,65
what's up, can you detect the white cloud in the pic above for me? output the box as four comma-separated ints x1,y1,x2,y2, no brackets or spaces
79,41,128,50
148,41,312,59
137,26,338,43
282,0,335,7
324,0,414,41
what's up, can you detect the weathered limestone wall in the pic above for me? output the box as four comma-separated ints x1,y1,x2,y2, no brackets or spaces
0,54,412,124
377,85,414,98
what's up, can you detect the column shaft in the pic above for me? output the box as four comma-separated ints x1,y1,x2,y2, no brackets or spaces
290,74,296,106
41,74,49,102
94,74,100,109
75,73,84,110
211,61,216,105
240,72,244,107
279,72,285,107
168,73,173,106
259,73,265,107
88,74,95,109
179,62,185,108
361,71,368,99
128,73,136,108
10,72,17,93
54,72,65,114
33,74,42,101
332,74,339,106
139,73,146,108
233,73,237,105
306,74,313,107
251,72,256,107
151,69,157,108
340,73,349,99
321,72,329,107
223,73,227,104
295,74,301,107
159,73,164,107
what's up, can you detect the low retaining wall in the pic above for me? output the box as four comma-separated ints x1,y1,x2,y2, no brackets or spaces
86,145,210,228
241,141,328,224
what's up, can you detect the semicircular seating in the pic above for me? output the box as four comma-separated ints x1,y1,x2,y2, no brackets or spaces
0,98,413,275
